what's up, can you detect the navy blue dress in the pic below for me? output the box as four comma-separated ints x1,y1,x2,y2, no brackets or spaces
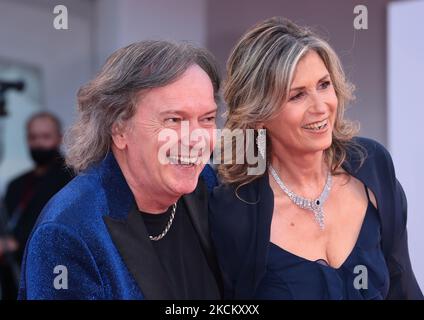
254,192,390,300
209,138,423,299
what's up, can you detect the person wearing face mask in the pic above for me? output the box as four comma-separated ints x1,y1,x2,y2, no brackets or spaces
3,112,73,268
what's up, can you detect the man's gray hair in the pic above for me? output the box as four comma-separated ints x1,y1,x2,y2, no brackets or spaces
65,40,220,173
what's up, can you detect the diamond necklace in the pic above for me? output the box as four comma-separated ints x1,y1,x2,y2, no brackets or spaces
149,203,177,241
269,165,332,230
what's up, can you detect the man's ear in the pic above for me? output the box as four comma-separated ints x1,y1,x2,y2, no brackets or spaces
111,123,127,150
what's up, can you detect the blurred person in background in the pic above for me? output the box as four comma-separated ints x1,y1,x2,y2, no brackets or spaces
0,112,73,299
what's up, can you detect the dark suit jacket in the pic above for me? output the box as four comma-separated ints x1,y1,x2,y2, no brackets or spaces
18,152,221,299
5,157,73,261
1,157,73,300
209,137,423,299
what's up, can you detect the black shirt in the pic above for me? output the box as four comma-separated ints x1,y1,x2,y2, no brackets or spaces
138,199,220,299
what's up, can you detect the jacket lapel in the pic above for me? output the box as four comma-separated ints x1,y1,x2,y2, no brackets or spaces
98,153,173,299
234,174,274,298
183,180,224,295
103,206,174,299
342,144,395,257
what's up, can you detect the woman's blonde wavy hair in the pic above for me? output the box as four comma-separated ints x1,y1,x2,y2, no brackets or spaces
218,17,364,187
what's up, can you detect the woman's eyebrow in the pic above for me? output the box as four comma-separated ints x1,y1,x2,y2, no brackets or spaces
289,74,330,91
318,74,331,81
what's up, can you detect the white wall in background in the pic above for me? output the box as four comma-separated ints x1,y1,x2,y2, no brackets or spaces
94,0,208,69
388,0,424,289
0,63,43,195
0,0,94,130
0,0,93,190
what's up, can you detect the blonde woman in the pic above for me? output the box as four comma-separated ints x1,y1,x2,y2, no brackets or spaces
209,17,422,300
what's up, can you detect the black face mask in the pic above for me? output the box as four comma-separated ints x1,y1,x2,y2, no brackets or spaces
30,148,60,166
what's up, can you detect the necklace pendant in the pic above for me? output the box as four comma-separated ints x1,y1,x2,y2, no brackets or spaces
313,208,325,230
269,165,331,231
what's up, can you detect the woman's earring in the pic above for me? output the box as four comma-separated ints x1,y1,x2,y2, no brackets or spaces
256,129,266,159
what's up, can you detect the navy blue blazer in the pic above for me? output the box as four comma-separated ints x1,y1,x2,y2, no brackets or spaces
209,137,423,299
18,152,221,299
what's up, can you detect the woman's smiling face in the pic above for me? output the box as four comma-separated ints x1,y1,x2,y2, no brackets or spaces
265,50,338,155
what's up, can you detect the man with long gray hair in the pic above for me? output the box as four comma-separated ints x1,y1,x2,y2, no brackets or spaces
18,41,222,299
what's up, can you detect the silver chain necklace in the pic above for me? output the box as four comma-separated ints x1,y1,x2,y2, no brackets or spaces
269,165,332,230
149,203,177,241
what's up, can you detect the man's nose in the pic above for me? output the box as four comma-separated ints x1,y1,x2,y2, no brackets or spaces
180,121,209,149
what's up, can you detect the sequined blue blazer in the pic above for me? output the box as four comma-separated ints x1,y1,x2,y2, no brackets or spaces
18,153,220,300
209,137,423,300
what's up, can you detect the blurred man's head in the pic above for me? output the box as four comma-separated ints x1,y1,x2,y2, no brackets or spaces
26,112,62,166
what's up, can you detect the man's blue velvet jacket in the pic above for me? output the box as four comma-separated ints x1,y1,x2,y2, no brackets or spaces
18,152,220,299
